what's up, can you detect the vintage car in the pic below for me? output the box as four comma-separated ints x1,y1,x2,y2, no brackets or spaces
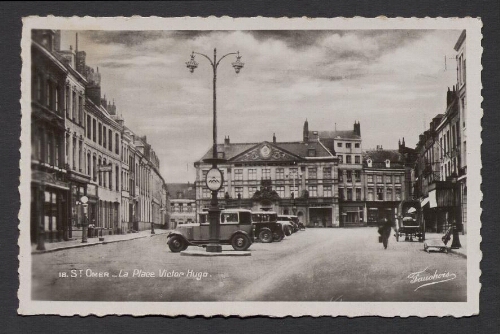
251,211,285,243
277,215,301,233
167,209,254,252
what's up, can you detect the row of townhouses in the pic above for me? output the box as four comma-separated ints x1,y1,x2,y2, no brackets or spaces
30,29,168,244
194,120,413,228
412,30,468,235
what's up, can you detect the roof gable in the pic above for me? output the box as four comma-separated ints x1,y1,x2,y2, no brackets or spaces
231,141,303,162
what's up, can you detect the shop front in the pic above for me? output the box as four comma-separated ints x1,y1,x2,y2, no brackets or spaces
366,201,399,226
339,202,365,227
31,171,70,244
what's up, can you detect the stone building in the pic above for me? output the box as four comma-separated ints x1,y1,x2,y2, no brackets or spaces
167,183,196,228
362,147,407,226
194,126,340,227
30,30,168,245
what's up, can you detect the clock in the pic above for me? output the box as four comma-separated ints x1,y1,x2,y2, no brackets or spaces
205,168,224,191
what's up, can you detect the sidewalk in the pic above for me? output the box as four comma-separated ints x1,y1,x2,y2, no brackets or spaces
424,232,468,258
32,229,170,255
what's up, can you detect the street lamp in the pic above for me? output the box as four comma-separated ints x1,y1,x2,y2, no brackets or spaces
186,48,244,253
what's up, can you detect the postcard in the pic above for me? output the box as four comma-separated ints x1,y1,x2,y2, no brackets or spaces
19,16,482,317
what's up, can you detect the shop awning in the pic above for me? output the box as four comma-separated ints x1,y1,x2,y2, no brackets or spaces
420,197,430,207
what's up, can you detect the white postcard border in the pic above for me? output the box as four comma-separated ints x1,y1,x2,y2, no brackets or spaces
18,16,482,317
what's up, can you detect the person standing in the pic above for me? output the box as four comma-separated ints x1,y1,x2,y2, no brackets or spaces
378,218,393,249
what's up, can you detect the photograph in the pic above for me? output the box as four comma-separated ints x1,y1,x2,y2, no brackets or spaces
18,17,482,317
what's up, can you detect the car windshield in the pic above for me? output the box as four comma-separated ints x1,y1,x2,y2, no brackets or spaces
278,216,291,221
252,213,276,222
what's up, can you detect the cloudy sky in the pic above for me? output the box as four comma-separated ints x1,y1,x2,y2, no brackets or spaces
60,29,461,183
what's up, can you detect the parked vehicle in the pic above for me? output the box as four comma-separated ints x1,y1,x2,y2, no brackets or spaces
251,211,285,242
277,215,300,233
167,209,254,252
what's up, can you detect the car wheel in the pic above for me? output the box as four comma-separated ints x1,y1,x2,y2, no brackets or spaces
232,233,251,251
259,229,273,243
273,232,284,242
284,226,292,236
168,235,185,253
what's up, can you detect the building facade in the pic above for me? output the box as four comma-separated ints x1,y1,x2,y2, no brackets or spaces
412,30,467,235
167,183,196,228
30,30,169,245
194,131,340,227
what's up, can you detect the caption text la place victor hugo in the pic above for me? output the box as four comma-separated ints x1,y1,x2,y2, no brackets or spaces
58,269,210,280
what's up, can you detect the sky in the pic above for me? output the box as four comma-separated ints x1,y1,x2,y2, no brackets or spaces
60,29,462,183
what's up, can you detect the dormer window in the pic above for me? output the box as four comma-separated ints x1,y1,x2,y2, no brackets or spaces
367,158,372,168
308,149,316,157
385,159,391,168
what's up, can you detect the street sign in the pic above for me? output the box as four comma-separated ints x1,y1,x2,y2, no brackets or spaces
206,168,223,191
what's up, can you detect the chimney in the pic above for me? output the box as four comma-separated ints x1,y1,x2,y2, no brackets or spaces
273,133,276,143
224,136,230,146
54,30,61,51
86,85,101,106
353,121,361,136
303,119,309,142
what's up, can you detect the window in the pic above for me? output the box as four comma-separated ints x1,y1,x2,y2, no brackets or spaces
394,175,401,184
55,86,60,114
202,170,208,181
324,186,332,197
376,175,383,183
337,142,342,147
262,168,271,179
355,155,360,164
275,186,285,198
376,188,383,200
202,188,211,199
248,169,257,180
346,155,352,164
289,168,298,177
346,170,352,182
276,168,284,180
308,168,317,179
395,188,402,201
367,188,374,201
355,170,361,182
45,80,51,107
65,85,70,116
290,186,298,198
235,187,243,198
103,126,107,148
103,159,107,188
72,137,76,170
308,186,317,197
93,156,97,181
72,91,77,121
347,188,353,200
78,96,83,124
221,213,238,224
87,153,91,176
234,169,243,181
323,167,332,179
218,189,225,199
248,186,257,198
109,164,113,190
386,188,393,201
338,170,343,182
356,188,361,201
98,158,102,185
98,123,102,145
308,149,316,157
355,143,360,148
367,174,373,183
338,188,344,200
116,166,119,191
109,129,113,151
92,119,97,142
346,143,352,149
338,155,343,163
86,115,91,138
115,133,120,154
385,175,392,184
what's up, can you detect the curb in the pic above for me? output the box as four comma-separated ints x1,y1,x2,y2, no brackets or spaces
32,232,166,255
448,249,467,259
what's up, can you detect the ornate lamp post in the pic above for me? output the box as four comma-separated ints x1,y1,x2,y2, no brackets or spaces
186,49,244,252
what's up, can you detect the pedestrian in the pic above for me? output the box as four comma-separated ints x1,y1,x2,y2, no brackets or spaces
378,218,393,250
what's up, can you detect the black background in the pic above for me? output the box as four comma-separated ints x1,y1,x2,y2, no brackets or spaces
1,1,498,333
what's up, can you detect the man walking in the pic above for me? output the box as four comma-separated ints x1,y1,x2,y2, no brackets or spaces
378,218,393,250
